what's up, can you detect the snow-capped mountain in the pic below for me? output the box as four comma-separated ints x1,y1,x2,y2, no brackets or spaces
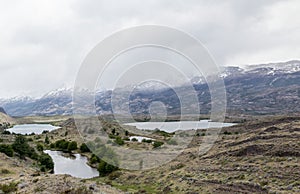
1,60,300,117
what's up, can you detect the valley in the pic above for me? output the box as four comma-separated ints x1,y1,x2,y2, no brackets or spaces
0,114,299,193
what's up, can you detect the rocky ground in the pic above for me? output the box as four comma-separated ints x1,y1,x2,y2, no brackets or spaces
95,116,300,193
0,152,122,194
0,116,300,193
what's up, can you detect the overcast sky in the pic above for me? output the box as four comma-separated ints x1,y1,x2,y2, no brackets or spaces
0,0,300,98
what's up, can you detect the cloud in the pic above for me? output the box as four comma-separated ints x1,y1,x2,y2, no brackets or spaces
0,0,299,98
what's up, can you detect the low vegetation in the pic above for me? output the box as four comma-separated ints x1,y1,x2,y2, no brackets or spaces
0,182,18,193
50,139,78,152
0,144,14,157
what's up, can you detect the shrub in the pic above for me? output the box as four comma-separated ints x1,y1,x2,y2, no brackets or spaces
50,143,55,148
131,138,138,142
80,143,90,153
142,139,152,143
12,135,34,159
67,141,78,151
27,137,33,141
223,131,232,135
111,128,116,135
54,139,69,150
0,144,14,157
97,159,118,177
90,154,100,164
167,139,178,145
37,143,44,152
125,130,129,136
0,182,18,193
0,169,11,174
39,153,54,172
2,130,11,135
114,137,124,145
123,137,130,141
153,141,164,148
45,135,50,144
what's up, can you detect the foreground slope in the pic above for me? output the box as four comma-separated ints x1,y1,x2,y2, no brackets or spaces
96,116,300,193
0,116,299,193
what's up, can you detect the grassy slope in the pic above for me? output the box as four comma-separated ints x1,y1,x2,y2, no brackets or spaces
1,116,300,193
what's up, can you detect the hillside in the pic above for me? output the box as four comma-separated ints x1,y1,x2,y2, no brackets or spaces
95,116,300,193
1,60,300,117
0,107,14,130
0,116,299,193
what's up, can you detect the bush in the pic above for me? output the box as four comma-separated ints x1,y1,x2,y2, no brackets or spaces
45,135,50,144
153,141,164,148
54,139,69,150
12,135,35,159
97,159,118,177
0,169,11,174
67,141,78,151
37,143,44,152
0,182,18,193
0,144,14,157
2,130,11,135
114,137,124,145
39,153,54,172
123,137,130,141
80,143,90,153
223,131,232,135
90,154,100,164
50,143,55,148
27,137,33,141
131,138,138,142
167,139,178,145
142,139,152,143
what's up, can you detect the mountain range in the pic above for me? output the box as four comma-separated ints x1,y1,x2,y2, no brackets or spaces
1,60,300,117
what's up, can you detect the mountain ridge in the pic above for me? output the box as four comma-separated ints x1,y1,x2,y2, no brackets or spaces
1,60,300,117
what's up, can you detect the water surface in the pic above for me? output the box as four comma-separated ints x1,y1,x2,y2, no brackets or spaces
129,136,154,142
125,120,236,133
44,150,99,179
7,124,60,135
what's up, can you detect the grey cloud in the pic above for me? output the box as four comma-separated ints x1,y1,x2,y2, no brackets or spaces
0,0,299,98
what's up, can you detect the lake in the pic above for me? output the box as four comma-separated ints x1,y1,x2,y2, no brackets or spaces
44,150,99,179
129,136,154,142
7,124,60,135
125,120,236,133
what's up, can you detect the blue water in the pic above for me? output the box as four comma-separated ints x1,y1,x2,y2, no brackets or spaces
7,124,60,135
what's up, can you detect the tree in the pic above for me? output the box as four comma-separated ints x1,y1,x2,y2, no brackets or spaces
125,130,129,136
0,144,14,157
45,135,50,144
37,143,44,151
39,153,54,172
55,139,69,150
67,141,77,151
80,143,90,153
97,159,118,177
12,135,31,159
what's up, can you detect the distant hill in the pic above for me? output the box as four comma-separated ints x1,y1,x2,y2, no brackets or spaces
1,60,300,117
0,107,14,130
0,107,6,114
